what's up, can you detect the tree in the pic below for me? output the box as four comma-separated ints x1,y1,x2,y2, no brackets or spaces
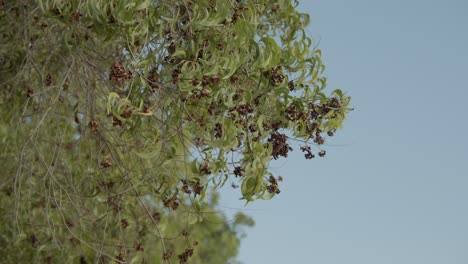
0,0,350,263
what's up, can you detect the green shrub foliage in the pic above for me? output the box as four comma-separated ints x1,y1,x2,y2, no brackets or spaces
0,0,350,263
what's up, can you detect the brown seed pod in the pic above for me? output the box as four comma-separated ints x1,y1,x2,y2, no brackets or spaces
88,120,99,132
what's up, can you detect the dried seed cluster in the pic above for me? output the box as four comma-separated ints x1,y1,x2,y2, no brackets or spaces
300,145,315,159
147,68,161,90
100,157,112,168
229,2,247,24
121,219,129,228
178,247,194,264
163,249,174,260
199,162,211,175
267,66,285,85
109,62,133,85
234,104,254,116
214,123,223,138
309,97,342,120
233,166,244,177
234,166,245,177
88,120,99,132
266,175,280,194
45,73,53,86
163,194,179,210
134,242,144,252
268,133,292,159
190,88,210,100
201,75,220,87
181,179,204,197
300,145,327,159
105,196,122,212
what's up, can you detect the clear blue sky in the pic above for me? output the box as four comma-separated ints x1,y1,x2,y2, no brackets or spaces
220,0,468,263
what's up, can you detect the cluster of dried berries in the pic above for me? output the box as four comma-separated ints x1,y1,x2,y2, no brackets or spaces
313,131,325,145
100,157,112,168
45,73,53,86
115,254,125,263
147,68,161,90
266,66,285,85
328,97,341,109
266,175,280,194
163,194,179,210
105,196,122,212
309,104,320,120
214,123,223,138
121,109,132,118
304,122,318,135
134,242,144,252
172,67,181,84
178,247,194,264
288,80,296,91
88,119,99,132
190,88,210,100
207,101,222,116
70,12,82,23
268,133,292,159
167,42,176,54
229,75,239,84
163,249,174,260
182,180,192,194
234,104,254,115
65,219,75,228
229,3,246,24
181,179,204,197
121,219,129,228
232,92,242,102
163,54,174,63
111,116,124,128
193,137,205,147
248,123,258,133
151,211,161,224
234,119,247,128
191,78,201,87
233,166,244,177
263,121,283,132
26,87,34,97
309,97,342,119
111,109,132,128
109,62,133,86
97,180,114,190
201,75,220,87
300,145,315,159
285,104,307,121
300,146,327,159
181,229,190,237
199,162,211,175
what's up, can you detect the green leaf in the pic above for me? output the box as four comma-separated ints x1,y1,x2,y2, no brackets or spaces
241,176,258,199
187,213,202,225
134,140,162,159
135,0,151,10
172,49,186,58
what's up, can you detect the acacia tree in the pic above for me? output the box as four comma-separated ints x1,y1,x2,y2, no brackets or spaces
0,0,350,263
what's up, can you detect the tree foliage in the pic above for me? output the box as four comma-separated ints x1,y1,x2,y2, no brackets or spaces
0,0,350,263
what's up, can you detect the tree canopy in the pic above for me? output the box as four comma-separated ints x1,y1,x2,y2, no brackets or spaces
0,0,351,263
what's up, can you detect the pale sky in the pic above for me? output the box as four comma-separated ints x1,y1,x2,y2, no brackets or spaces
221,0,468,263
